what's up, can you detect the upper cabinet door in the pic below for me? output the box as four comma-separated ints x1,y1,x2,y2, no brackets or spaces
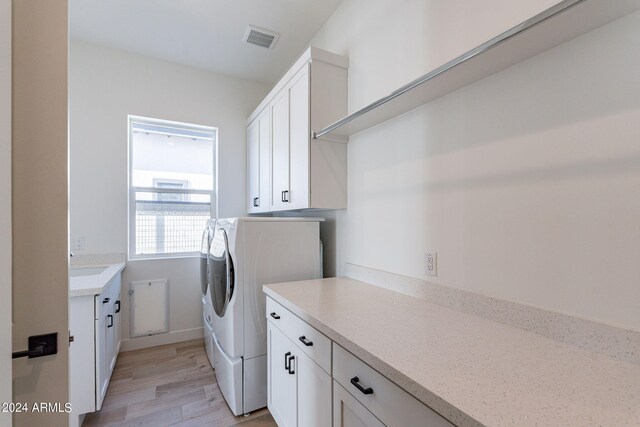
270,88,290,211
247,107,271,213
247,116,260,213
258,108,271,212
287,64,310,210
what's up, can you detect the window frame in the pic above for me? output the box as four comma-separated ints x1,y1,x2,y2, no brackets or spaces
127,115,218,261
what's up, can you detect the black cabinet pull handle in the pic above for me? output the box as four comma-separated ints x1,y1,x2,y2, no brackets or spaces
350,376,373,395
284,351,291,370
281,190,285,203
299,336,313,346
288,355,295,374
115,300,121,314
253,197,259,207
107,314,114,328
283,190,289,202
270,312,280,320
103,297,110,304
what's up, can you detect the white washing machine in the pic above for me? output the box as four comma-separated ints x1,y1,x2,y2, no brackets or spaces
200,219,216,369
208,217,322,416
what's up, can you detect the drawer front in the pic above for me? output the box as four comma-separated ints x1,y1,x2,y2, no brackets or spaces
266,297,331,374
94,274,121,320
333,344,453,427
334,380,385,427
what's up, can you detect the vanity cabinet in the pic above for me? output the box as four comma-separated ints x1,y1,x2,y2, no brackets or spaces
247,47,348,213
69,271,122,421
95,274,122,407
266,297,453,427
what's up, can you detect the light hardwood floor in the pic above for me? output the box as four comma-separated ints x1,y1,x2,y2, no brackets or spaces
83,339,276,427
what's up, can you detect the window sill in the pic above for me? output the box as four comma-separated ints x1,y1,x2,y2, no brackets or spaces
128,252,200,262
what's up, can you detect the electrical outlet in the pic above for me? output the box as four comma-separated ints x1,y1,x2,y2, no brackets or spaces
72,236,85,250
425,252,437,277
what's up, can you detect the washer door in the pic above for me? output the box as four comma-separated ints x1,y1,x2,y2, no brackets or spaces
200,222,214,296
209,228,234,317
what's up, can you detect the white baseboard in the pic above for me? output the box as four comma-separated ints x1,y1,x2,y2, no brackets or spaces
120,327,204,352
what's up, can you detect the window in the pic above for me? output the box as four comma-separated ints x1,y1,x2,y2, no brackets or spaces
128,116,216,259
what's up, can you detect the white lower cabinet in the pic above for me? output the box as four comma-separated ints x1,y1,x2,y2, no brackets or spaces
268,322,298,427
267,296,454,427
297,347,332,426
69,272,122,425
267,318,332,427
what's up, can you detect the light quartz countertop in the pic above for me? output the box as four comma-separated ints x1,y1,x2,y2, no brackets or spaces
69,262,125,297
264,277,640,427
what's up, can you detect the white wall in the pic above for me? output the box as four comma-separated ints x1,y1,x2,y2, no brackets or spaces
0,0,12,421
311,0,640,331
69,41,268,345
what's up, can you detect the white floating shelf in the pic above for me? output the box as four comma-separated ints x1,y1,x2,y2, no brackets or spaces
313,0,640,139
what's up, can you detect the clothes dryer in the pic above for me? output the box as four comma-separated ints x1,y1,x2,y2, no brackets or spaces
208,217,322,415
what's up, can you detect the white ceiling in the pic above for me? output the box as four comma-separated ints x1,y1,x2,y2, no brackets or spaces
69,0,343,84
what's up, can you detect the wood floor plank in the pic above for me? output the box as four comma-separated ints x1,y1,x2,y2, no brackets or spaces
83,406,127,426
181,395,232,422
115,406,183,427
132,358,197,380
125,388,206,420
177,365,216,382
229,413,278,427
100,386,157,411
156,377,215,399
108,370,182,395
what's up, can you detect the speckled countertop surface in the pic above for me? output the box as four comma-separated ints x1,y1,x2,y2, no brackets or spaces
264,277,640,427
69,262,125,297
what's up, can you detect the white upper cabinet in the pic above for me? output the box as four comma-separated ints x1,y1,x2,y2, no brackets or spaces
247,107,270,213
270,85,292,211
247,47,348,213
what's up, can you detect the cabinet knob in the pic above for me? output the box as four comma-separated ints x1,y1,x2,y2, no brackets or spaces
102,297,110,304
270,312,280,320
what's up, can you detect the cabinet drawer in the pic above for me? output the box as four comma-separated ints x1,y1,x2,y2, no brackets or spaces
267,297,331,374
334,380,385,427
94,274,121,320
333,344,453,427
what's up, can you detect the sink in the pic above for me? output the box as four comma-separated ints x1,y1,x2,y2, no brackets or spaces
69,266,107,277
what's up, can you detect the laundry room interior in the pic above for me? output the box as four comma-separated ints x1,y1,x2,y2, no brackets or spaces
3,0,640,426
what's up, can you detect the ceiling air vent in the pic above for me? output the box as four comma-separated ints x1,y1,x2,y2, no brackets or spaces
243,25,280,50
